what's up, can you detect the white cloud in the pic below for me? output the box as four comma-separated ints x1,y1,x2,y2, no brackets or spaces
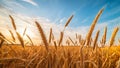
0,12,110,45
0,4,120,45
1,0,26,9
22,0,38,6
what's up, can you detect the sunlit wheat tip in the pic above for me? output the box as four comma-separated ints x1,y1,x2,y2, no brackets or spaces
35,21,49,51
9,15,17,30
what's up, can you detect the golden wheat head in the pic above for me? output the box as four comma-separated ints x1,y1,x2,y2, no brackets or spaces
9,30,15,42
9,15,17,30
109,27,119,47
64,14,74,31
93,30,100,50
35,21,49,51
16,32,24,48
49,28,52,43
86,8,104,46
101,26,107,45
58,32,64,46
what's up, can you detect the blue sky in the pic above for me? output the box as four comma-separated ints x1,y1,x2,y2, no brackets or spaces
0,0,120,45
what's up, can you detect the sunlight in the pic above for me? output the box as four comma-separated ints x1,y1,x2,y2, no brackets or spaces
17,27,35,39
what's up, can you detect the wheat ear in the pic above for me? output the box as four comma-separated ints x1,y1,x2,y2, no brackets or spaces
16,32,24,48
9,30,15,42
101,26,107,45
35,21,49,51
64,14,74,31
9,15,16,30
49,28,52,43
86,8,104,46
26,34,34,46
109,27,119,47
58,32,64,46
93,30,100,50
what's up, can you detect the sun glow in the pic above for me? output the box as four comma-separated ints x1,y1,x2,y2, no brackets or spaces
17,27,35,39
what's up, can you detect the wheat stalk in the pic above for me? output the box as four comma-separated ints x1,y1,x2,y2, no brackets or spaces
58,32,64,46
78,35,81,44
49,28,52,43
0,32,5,38
109,27,119,47
0,33,4,47
86,8,104,46
59,15,74,46
88,38,93,46
26,34,34,46
68,37,75,46
93,30,100,50
66,40,70,46
53,40,57,50
116,58,120,68
101,26,107,45
9,15,17,30
51,32,54,41
0,36,14,44
0,40,4,48
80,46,84,68
16,32,24,48
9,30,15,42
0,58,26,62
118,39,120,45
35,21,49,51
0,32,14,45
23,27,27,36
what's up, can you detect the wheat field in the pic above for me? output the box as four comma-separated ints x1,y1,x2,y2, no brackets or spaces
0,8,120,68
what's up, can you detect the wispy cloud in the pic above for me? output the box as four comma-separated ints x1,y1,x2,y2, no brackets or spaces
1,0,26,9
0,3,119,44
81,17,89,23
22,0,38,6
0,12,119,44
